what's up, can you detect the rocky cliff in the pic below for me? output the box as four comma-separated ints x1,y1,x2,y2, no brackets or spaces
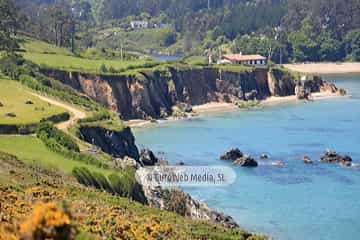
41,66,329,120
78,126,140,160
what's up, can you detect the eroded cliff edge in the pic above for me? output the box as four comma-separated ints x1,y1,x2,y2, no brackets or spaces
41,66,336,121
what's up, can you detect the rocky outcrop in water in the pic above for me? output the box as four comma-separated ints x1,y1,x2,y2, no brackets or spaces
139,148,159,166
221,148,258,167
303,156,314,164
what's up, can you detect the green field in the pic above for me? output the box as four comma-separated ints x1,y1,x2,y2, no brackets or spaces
0,79,67,124
0,135,112,175
20,36,74,56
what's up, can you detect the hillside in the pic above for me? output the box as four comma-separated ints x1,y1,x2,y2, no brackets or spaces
11,0,360,62
0,34,268,239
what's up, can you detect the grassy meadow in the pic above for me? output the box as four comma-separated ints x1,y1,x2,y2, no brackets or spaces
20,36,159,74
0,135,114,175
0,79,67,124
95,27,175,53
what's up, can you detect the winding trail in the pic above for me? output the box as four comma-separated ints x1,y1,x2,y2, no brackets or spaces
29,92,87,130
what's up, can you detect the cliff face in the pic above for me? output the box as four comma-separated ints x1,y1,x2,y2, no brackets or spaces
78,126,140,160
42,67,314,120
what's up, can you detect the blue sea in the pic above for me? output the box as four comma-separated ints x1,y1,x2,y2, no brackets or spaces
134,74,360,240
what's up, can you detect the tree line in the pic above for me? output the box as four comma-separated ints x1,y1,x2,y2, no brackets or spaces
1,0,360,62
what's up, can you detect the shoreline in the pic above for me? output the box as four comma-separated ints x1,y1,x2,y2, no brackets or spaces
125,91,343,128
284,62,360,74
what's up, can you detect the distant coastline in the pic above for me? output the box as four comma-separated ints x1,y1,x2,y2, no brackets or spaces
284,62,360,74
126,91,343,128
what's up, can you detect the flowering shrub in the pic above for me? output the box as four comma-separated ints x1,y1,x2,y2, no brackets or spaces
19,202,77,240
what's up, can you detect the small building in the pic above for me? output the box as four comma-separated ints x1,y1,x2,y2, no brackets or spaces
130,21,149,29
219,53,266,65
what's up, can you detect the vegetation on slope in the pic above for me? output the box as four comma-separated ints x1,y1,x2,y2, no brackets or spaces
0,79,67,125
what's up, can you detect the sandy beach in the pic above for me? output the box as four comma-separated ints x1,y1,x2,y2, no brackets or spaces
125,91,342,128
284,62,360,74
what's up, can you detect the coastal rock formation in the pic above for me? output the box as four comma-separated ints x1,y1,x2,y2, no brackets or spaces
220,148,243,160
260,154,269,159
78,126,140,160
139,148,159,166
320,149,352,167
320,82,347,96
114,156,139,169
41,66,332,121
141,186,239,229
234,155,258,167
295,82,311,100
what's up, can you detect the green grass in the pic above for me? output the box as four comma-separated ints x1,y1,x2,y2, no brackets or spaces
0,135,113,175
0,79,67,124
183,55,208,65
22,52,156,73
215,64,255,72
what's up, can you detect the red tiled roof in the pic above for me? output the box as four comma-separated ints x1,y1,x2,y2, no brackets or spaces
222,54,266,61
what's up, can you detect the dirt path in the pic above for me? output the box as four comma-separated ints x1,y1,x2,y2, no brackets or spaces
284,62,360,74
29,92,87,130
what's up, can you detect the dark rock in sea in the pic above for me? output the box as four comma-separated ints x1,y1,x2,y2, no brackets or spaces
303,156,314,164
320,149,352,167
5,112,16,118
260,154,269,159
340,161,352,167
320,82,347,96
295,83,311,100
234,155,258,167
245,90,258,101
177,161,185,166
141,187,239,229
140,148,159,166
220,148,243,160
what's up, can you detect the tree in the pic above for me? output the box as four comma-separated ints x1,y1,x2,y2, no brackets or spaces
162,31,177,47
288,18,319,62
344,29,360,61
0,0,19,51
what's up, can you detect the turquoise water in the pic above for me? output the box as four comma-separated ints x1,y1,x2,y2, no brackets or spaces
134,74,360,240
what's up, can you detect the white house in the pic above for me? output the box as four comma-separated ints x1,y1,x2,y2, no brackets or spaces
219,53,266,65
130,21,149,29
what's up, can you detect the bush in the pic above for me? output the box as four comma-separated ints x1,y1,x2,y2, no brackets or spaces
36,122,79,152
36,122,107,168
72,167,114,193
